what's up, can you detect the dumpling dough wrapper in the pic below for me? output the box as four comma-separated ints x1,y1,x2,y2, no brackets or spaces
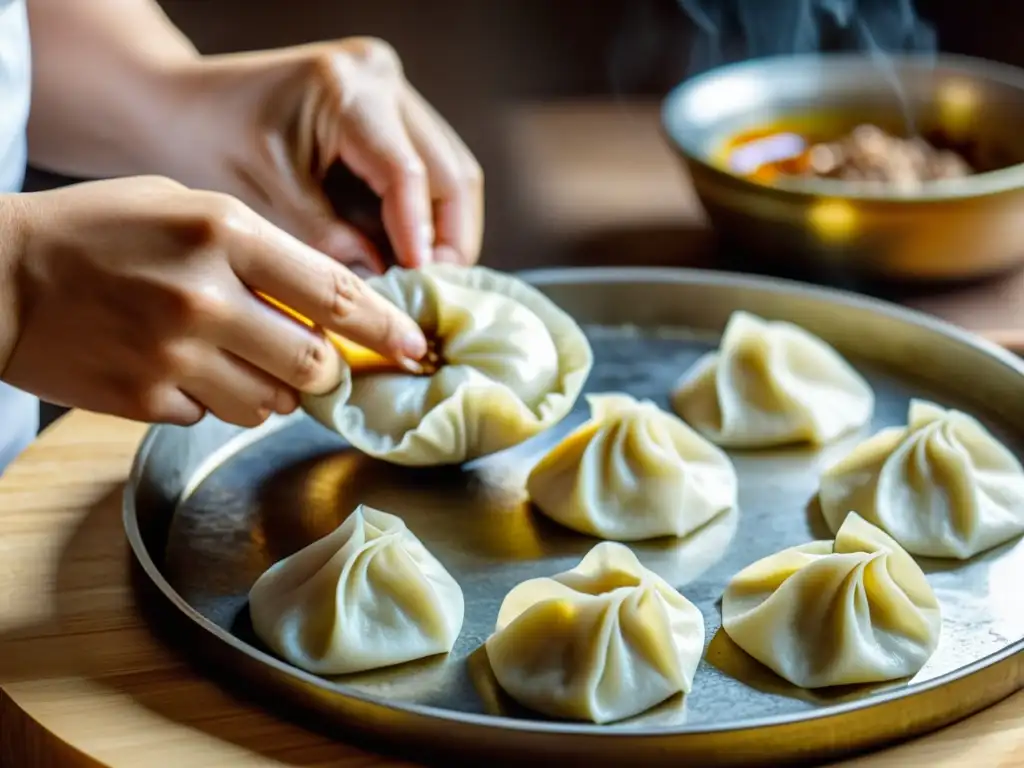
303,264,593,466
671,311,874,448
722,513,940,689
820,399,1024,559
527,393,737,541
249,505,464,675
485,542,705,724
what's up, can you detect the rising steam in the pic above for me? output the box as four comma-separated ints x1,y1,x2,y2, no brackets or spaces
679,0,937,75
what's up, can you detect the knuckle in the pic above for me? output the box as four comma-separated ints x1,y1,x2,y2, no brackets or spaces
347,37,403,75
327,266,364,325
462,158,484,189
130,384,184,424
387,154,427,183
204,192,250,233
290,336,333,390
174,193,250,248
151,339,190,378
226,406,271,430
169,283,233,330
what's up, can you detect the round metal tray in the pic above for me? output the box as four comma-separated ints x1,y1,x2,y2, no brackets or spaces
124,267,1024,766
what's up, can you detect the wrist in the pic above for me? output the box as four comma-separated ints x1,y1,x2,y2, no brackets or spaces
0,194,31,378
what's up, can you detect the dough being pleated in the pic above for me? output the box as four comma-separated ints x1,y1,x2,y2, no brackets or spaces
249,505,464,675
302,265,593,466
485,542,705,723
671,311,874,448
526,393,737,541
820,399,1024,559
721,513,940,689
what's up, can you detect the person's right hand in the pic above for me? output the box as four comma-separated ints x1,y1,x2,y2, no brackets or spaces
0,176,428,427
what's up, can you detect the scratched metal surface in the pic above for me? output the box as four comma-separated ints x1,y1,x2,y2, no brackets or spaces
156,291,1024,734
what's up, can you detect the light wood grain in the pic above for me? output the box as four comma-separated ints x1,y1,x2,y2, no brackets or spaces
0,412,415,767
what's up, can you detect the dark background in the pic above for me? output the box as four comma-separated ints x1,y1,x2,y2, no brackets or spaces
32,0,1013,429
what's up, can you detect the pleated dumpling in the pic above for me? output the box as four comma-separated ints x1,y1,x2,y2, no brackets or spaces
721,513,940,689
671,311,874,448
485,542,705,723
302,265,593,466
820,399,1024,559
248,505,464,675
526,393,737,541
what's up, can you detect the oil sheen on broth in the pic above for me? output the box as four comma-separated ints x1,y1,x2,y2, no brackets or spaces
721,120,977,191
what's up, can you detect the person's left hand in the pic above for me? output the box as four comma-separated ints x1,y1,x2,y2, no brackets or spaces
173,37,484,273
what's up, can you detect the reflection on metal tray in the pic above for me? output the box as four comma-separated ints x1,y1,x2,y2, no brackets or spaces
125,267,1024,767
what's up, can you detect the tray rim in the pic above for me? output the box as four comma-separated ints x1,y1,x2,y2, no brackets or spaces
123,266,1024,746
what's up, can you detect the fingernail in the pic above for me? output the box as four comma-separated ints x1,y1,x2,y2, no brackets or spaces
400,320,428,359
398,357,426,375
434,245,464,265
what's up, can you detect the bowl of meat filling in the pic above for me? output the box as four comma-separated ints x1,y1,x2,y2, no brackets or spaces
662,53,1024,281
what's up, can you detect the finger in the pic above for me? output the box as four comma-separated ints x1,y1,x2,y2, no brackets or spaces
334,96,433,268
402,87,485,265
213,287,347,396
180,347,298,428
158,390,207,427
248,132,386,273
225,214,427,363
116,379,206,427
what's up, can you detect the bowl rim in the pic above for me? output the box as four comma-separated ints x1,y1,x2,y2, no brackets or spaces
661,52,1024,202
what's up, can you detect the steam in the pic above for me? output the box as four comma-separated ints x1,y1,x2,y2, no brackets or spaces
679,0,937,75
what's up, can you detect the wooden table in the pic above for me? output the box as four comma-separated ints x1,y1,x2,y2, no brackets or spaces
4,102,1024,766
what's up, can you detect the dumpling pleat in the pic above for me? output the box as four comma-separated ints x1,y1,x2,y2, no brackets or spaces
821,399,1024,559
249,506,464,675
485,543,705,723
721,513,941,689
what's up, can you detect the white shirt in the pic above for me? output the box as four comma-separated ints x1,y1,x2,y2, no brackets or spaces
0,0,36,475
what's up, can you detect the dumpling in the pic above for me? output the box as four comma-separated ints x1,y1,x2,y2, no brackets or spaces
302,264,593,466
484,542,705,723
526,393,737,541
819,399,1024,559
721,513,940,689
670,311,874,448
248,505,464,675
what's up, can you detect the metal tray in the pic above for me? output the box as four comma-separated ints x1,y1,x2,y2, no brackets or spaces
124,267,1024,766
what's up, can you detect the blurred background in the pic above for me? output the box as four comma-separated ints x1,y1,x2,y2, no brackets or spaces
30,0,1019,426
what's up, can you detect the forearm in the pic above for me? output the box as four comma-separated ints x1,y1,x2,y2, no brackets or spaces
26,0,200,179
0,195,30,376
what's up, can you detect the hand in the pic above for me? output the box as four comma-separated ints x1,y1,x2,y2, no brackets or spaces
0,176,428,427
176,38,484,273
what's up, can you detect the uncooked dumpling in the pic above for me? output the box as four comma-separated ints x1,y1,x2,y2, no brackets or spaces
722,513,940,689
485,542,705,723
671,311,874,448
302,265,593,466
249,505,464,675
819,399,1024,559
526,393,737,541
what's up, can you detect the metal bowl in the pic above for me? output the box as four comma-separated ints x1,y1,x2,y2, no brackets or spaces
662,53,1024,281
